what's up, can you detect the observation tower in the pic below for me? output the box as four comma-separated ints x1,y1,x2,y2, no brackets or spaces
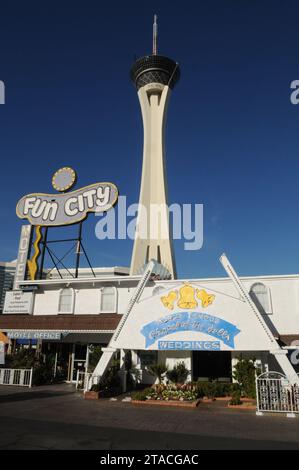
130,16,180,279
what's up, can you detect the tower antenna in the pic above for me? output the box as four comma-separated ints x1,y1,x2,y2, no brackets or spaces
153,14,158,55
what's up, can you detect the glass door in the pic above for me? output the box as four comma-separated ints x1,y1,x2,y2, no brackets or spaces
72,344,87,382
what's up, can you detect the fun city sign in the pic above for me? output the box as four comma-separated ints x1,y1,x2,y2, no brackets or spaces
16,167,118,226
112,281,279,352
12,167,118,287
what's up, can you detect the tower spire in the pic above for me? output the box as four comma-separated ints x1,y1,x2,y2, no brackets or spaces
153,14,158,55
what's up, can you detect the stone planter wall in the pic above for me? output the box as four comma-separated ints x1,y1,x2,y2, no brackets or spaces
132,399,201,408
84,391,100,400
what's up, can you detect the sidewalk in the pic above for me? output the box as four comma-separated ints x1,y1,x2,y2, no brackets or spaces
0,384,298,450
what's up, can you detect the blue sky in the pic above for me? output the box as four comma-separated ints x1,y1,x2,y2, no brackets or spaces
1,0,299,279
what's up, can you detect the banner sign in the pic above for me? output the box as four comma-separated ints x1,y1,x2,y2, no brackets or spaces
158,340,220,350
141,311,240,349
3,291,34,314
13,225,33,289
16,182,118,226
7,331,65,340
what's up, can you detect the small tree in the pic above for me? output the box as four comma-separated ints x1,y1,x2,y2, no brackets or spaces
232,357,257,398
148,363,168,384
166,361,189,384
88,345,103,372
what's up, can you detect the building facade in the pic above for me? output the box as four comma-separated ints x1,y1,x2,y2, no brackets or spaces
0,269,299,383
0,19,298,386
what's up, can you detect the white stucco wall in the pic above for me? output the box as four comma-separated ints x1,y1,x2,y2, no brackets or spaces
29,274,299,338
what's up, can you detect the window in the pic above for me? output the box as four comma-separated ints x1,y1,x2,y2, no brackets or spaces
137,351,158,367
249,283,272,314
58,288,75,314
100,287,117,313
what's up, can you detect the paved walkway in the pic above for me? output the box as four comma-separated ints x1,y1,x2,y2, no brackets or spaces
0,384,299,450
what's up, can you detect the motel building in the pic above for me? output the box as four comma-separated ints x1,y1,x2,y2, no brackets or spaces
0,20,299,387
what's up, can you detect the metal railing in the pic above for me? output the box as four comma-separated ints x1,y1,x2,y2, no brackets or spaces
0,368,33,387
256,371,299,417
76,370,100,392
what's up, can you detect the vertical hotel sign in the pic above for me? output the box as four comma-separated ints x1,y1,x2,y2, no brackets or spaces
14,225,33,289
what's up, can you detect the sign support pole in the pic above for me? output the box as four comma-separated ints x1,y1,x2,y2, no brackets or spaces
38,227,48,279
75,222,83,279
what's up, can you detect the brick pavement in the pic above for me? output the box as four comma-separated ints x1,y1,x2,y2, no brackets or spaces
0,384,299,449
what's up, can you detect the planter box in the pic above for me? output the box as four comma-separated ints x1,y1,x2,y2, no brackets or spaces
84,387,122,400
84,391,100,400
214,396,232,401
132,399,201,408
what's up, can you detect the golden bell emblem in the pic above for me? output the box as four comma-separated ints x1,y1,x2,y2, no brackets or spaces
161,290,178,310
177,283,197,309
197,289,215,308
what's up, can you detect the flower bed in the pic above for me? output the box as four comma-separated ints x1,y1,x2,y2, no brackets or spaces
131,383,200,406
131,381,256,409
132,398,201,408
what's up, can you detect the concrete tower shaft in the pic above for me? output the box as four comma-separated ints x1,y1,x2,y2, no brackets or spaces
129,49,180,278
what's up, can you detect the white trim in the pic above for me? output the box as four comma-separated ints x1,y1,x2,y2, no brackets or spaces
19,274,142,287
57,287,75,314
18,272,299,288
156,274,299,283
99,286,118,313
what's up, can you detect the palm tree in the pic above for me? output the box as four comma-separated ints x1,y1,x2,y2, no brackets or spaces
148,363,168,384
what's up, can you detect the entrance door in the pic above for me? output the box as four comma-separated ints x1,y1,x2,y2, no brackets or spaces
192,351,232,381
56,343,72,381
72,344,87,382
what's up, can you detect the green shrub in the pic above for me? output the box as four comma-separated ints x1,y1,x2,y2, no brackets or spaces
166,361,189,384
148,363,168,384
100,366,121,391
132,388,155,401
229,382,241,394
229,390,242,405
214,382,231,397
88,346,103,373
195,381,233,399
232,357,257,398
32,362,54,386
6,350,55,386
8,349,36,369
196,382,216,399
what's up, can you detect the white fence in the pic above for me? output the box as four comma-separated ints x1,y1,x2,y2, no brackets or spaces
0,368,33,387
76,371,99,392
256,371,299,417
